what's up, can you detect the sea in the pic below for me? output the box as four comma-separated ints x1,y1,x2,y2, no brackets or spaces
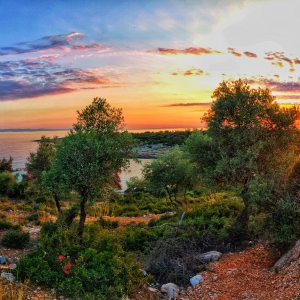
0,130,154,192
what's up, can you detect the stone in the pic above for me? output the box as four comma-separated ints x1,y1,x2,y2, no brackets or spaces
0,256,6,264
197,251,222,263
273,239,300,271
190,274,204,287
161,283,180,298
1,272,15,282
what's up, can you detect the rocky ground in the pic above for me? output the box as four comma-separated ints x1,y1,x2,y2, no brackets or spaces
134,242,300,300
2,212,300,299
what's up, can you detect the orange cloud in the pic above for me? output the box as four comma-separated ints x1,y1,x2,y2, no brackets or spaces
228,48,242,57
243,51,257,58
148,47,222,56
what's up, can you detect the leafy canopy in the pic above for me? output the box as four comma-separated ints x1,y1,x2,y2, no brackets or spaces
26,136,59,183
0,157,13,173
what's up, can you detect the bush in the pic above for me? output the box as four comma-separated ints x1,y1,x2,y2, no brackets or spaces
267,196,300,253
121,224,158,252
185,192,244,239
0,219,20,230
17,228,146,299
1,231,30,249
95,217,119,229
0,171,16,196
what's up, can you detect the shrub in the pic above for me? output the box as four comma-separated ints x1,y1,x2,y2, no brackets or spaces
0,171,16,196
17,228,146,299
185,192,244,239
95,217,119,229
267,196,300,253
0,230,30,248
0,219,20,230
121,224,158,252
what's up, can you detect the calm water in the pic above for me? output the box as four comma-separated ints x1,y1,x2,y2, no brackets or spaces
0,130,151,191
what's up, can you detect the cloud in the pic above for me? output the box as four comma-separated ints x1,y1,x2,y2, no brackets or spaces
148,47,222,56
0,32,107,56
243,51,257,58
256,78,300,93
0,57,112,101
174,68,204,76
294,58,300,65
162,102,212,107
264,51,295,71
276,95,300,100
184,70,193,76
228,47,242,57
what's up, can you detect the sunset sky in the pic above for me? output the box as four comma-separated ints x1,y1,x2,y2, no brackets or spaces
0,0,300,130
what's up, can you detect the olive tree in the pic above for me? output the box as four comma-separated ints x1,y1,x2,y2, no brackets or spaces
198,79,300,236
0,157,13,173
143,148,196,206
44,98,135,239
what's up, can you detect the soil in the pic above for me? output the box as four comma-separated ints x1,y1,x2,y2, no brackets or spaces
134,242,300,300
2,212,300,299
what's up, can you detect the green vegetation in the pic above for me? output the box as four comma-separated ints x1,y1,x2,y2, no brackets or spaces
132,129,192,146
0,156,13,173
0,230,29,249
2,81,300,297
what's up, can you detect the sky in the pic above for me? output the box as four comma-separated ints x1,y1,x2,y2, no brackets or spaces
0,0,300,130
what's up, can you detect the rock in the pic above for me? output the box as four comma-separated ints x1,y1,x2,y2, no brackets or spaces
197,250,222,262
273,239,300,271
0,256,6,264
190,274,204,287
161,283,180,298
1,272,15,282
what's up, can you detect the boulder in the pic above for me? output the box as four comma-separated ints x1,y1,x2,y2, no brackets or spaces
161,282,180,298
190,274,204,287
197,250,222,263
273,239,300,271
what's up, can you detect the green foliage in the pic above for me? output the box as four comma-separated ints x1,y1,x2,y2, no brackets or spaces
1,230,29,249
267,196,300,253
95,217,119,229
0,171,17,196
17,225,145,299
143,148,196,204
121,223,158,252
184,130,220,185
111,192,174,216
0,219,20,230
125,176,148,192
0,156,13,173
44,98,135,238
26,136,59,183
132,130,192,146
185,192,244,239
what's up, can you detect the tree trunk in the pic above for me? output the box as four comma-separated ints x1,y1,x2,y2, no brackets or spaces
165,186,172,202
78,195,88,242
54,191,61,213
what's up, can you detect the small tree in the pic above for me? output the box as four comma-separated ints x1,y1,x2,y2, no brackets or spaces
143,148,196,206
0,157,13,173
44,98,135,240
26,136,59,183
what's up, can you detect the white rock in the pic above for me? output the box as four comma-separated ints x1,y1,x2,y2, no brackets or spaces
190,274,204,287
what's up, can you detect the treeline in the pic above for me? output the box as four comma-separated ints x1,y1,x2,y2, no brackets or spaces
132,129,193,146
